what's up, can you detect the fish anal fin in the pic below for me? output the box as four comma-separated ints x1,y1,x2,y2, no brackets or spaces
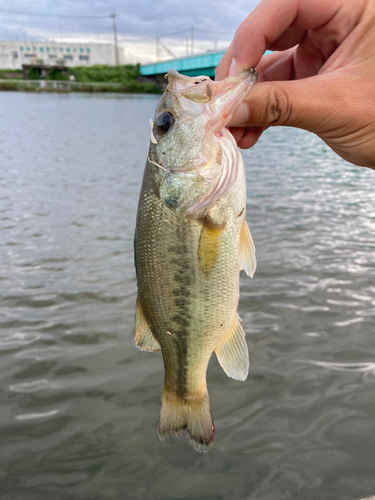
134,299,161,353
198,217,226,278
215,314,249,381
238,218,256,278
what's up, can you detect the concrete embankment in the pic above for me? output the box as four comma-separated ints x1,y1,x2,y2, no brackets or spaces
0,79,160,93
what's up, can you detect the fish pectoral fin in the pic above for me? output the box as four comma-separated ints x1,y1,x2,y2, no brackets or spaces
198,217,226,278
134,299,161,353
214,314,249,381
238,218,256,278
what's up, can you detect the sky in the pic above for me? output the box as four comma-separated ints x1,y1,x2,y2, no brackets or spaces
0,0,260,64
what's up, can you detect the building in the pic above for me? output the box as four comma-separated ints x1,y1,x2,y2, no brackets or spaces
0,41,123,69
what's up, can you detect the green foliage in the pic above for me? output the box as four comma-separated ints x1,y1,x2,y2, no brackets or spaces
71,80,160,94
70,64,141,83
67,64,160,93
0,81,34,91
0,82,19,90
119,81,160,94
27,68,41,80
48,69,68,81
0,63,161,94
0,69,23,80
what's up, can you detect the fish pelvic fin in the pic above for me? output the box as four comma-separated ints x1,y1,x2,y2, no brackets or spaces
238,218,256,278
134,298,161,353
158,390,215,453
215,314,249,381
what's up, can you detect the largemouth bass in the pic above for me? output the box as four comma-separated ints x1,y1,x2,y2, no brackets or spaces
134,68,257,452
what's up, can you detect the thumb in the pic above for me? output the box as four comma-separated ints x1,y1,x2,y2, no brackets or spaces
230,72,375,167
230,74,347,136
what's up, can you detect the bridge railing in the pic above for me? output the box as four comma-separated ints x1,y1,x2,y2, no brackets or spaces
140,50,226,78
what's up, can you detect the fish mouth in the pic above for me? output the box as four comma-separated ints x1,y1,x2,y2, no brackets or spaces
215,67,258,88
166,67,257,90
161,68,257,144
165,68,257,118
208,68,257,130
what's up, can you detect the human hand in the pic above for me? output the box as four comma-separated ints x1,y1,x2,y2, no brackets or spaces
215,0,375,169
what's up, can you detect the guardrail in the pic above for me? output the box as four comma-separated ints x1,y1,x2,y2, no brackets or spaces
140,51,226,78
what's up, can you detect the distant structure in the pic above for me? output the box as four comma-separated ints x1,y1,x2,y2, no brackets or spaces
0,41,124,70
141,49,271,78
140,50,226,78
22,63,69,80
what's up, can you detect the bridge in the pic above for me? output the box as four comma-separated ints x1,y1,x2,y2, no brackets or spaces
139,50,226,78
139,49,271,79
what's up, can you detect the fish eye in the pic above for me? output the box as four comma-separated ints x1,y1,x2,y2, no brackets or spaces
156,111,175,134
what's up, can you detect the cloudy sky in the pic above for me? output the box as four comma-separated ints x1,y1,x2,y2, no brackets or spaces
0,0,260,63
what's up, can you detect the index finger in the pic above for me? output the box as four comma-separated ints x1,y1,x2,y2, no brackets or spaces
215,0,345,80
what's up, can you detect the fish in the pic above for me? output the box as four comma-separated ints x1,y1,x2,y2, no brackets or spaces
134,68,257,452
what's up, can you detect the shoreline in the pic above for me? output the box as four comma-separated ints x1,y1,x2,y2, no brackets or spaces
0,65,162,94
0,79,161,94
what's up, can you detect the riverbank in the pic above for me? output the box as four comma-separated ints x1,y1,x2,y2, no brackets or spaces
0,79,160,93
0,64,161,93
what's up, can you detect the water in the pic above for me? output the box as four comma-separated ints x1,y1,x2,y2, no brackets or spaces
1,91,375,500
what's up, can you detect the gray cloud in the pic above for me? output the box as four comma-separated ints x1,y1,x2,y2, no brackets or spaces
0,1,258,38
0,0,259,61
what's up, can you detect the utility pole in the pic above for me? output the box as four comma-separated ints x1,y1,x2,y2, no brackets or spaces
110,12,119,66
158,40,176,59
186,37,189,56
96,21,100,42
191,25,194,55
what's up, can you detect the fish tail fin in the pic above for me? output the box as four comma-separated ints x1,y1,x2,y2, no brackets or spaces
157,389,215,453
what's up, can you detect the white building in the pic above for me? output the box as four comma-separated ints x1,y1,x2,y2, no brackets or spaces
0,41,124,69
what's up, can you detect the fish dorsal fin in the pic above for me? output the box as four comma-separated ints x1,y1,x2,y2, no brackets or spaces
238,218,256,278
215,314,249,381
134,299,161,353
198,217,226,278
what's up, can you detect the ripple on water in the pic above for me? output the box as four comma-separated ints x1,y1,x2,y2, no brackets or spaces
0,96,375,499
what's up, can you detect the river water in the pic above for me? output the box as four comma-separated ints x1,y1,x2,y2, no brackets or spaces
1,91,375,500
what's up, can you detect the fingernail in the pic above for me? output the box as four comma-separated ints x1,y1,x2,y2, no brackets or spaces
228,57,238,76
229,102,250,126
